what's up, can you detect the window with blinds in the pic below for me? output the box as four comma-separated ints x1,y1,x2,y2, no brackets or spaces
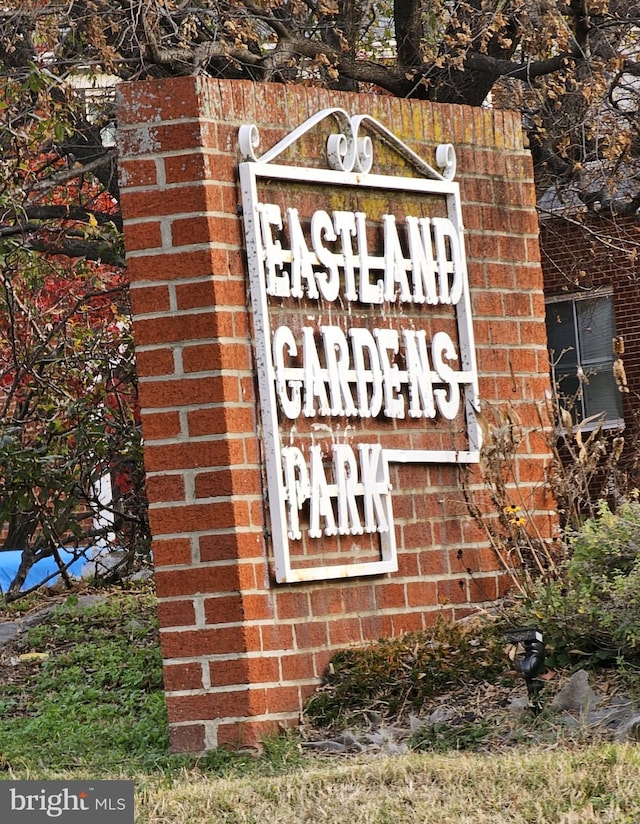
545,293,623,426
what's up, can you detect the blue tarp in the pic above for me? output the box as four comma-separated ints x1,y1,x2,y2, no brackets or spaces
0,550,88,592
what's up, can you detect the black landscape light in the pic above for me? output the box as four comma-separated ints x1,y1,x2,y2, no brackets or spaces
505,627,546,714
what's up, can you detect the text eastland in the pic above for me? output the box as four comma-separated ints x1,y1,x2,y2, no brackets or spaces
258,204,465,306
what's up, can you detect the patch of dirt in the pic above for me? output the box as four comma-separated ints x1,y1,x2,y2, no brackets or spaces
300,668,640,756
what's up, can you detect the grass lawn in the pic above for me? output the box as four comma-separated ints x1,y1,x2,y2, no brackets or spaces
133,745,640,824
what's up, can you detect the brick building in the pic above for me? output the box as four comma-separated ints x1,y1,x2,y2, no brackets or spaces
540,209,640,445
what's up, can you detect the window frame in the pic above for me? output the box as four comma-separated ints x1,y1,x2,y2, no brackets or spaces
545,289,624,431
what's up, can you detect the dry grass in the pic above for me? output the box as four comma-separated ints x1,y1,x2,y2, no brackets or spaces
134,744,640,824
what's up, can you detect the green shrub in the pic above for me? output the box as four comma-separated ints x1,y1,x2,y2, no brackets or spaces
504,499,640,666
568,499,640,588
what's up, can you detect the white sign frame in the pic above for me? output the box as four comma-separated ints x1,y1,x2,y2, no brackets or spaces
239,109,481,583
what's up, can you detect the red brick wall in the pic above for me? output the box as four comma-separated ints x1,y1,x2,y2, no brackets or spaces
116,77,555,752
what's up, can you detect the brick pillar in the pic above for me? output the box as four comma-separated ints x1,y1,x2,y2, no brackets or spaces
116,78,274,751
117,77,555,752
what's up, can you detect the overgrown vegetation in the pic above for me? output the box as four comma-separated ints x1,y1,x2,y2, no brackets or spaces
304,618,507,729
304,391,640,733
303,489,640,731
1,571,640,824
462,386,640,662
504,498,640,669
0,67,150,599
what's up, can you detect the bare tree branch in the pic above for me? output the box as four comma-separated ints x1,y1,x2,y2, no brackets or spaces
467,49,582,82
22,235,125,266
30,151,118,194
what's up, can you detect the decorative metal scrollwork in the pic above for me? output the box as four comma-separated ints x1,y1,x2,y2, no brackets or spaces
239,108,456,181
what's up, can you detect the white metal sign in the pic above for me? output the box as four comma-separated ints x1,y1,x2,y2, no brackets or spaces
239,109,480,583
